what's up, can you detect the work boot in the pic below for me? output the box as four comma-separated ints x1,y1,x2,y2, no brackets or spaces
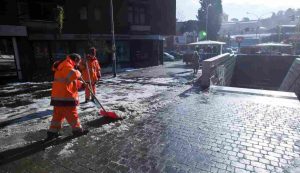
72,129,89,136
45,131,61,141
84,98,90,103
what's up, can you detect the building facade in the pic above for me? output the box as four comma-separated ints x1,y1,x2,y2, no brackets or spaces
0,0,176,81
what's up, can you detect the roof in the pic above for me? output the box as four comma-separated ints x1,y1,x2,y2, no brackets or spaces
279,25,296,28
255,42,293,47
231,33,272,39
189,40,226,45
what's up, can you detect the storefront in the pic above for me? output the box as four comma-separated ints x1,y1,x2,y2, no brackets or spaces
15,33,163,81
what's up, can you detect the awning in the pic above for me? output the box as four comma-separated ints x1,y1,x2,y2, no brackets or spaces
0,25,27,37
255,42,293,47
189,40,226,45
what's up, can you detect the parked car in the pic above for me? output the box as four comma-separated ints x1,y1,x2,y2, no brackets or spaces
163,52,175,61
231,47,238,54
225,48,233,54
168,51,183,60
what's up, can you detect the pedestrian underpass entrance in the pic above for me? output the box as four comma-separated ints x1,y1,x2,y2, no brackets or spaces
200,53,300,96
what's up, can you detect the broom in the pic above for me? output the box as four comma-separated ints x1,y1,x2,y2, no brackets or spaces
81,58,119,119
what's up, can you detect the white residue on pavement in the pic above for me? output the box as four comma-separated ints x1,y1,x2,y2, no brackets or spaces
0,76,181,152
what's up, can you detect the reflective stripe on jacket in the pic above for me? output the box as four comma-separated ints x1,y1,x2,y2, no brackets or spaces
51,57,82,106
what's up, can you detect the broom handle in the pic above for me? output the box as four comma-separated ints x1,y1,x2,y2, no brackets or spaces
85,54,93,93
80,77,107,113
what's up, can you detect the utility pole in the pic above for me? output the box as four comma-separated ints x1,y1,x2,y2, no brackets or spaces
278,25,282,42
296,16,300,54
206,3,212,40
246,12,272,43
110,0,117,77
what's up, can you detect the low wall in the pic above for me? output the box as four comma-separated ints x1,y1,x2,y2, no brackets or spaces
231,54,298,90
200,53,236,88
280,58,300,95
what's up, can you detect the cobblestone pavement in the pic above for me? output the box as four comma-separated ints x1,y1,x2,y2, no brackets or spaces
2,64,300,173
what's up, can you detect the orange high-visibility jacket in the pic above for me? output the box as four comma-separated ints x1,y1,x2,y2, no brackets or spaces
50,57,82,106
79,56,101,83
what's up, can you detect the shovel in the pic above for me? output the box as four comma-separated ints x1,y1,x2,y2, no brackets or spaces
80,77,119,119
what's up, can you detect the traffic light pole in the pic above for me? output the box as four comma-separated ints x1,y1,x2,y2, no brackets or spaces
110,0,117,77
206,4,212,40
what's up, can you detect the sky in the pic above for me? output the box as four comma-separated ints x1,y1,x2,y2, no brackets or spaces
176,0,300,21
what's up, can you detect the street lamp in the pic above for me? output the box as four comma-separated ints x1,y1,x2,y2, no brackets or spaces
110,0,117,77
246,12,272,42
206,3,212,40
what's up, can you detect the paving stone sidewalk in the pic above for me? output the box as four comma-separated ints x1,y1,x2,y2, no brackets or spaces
1,62,300,173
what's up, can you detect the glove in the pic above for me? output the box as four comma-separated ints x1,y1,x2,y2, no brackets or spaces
97,72,101,79
76,80,85,91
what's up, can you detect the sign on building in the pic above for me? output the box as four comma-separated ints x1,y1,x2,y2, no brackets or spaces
235,36,244,43
174,36,187,45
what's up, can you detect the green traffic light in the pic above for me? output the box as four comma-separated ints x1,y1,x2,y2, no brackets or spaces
199,31,207,40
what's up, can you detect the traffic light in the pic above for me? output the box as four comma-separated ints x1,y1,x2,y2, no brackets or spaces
199,31,207,40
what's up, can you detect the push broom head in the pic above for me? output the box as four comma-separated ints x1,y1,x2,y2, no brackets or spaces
99,110,119,119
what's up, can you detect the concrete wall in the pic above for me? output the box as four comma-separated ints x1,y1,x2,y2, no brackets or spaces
280,58,300,95
231,55,298,90
200,53,236,88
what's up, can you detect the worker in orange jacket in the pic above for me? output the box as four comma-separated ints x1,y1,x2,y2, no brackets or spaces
47,53,88,140
79,47,101,103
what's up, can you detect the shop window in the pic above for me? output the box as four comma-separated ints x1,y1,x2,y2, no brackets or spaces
116,41,130,63
51,41,70,61
33,42,49,59
80,6,88,20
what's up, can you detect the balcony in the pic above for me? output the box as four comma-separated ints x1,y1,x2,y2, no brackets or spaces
20,20,58,33
130,25,151,32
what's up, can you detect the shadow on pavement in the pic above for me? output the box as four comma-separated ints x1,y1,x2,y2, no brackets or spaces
0,116,124,166
0,110,52,129
0,134,78,166
178,85,205,98
165,63,192,69
86,116,123,128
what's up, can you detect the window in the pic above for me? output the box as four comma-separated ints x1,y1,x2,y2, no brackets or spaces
0,0,7,15
128,7,133,23
94,8,101,21
128,5,147,25
17,1,29,19
140,7,145,25
27,1,56,21
80,6,87,20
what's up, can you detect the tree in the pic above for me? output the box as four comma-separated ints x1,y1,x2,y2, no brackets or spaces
285,8,295,17
197,0,223,40
231,18,239,22
242,17,250,22
222,13,229,22
271,12,276,19
179,20,200,34
55,6,64,35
